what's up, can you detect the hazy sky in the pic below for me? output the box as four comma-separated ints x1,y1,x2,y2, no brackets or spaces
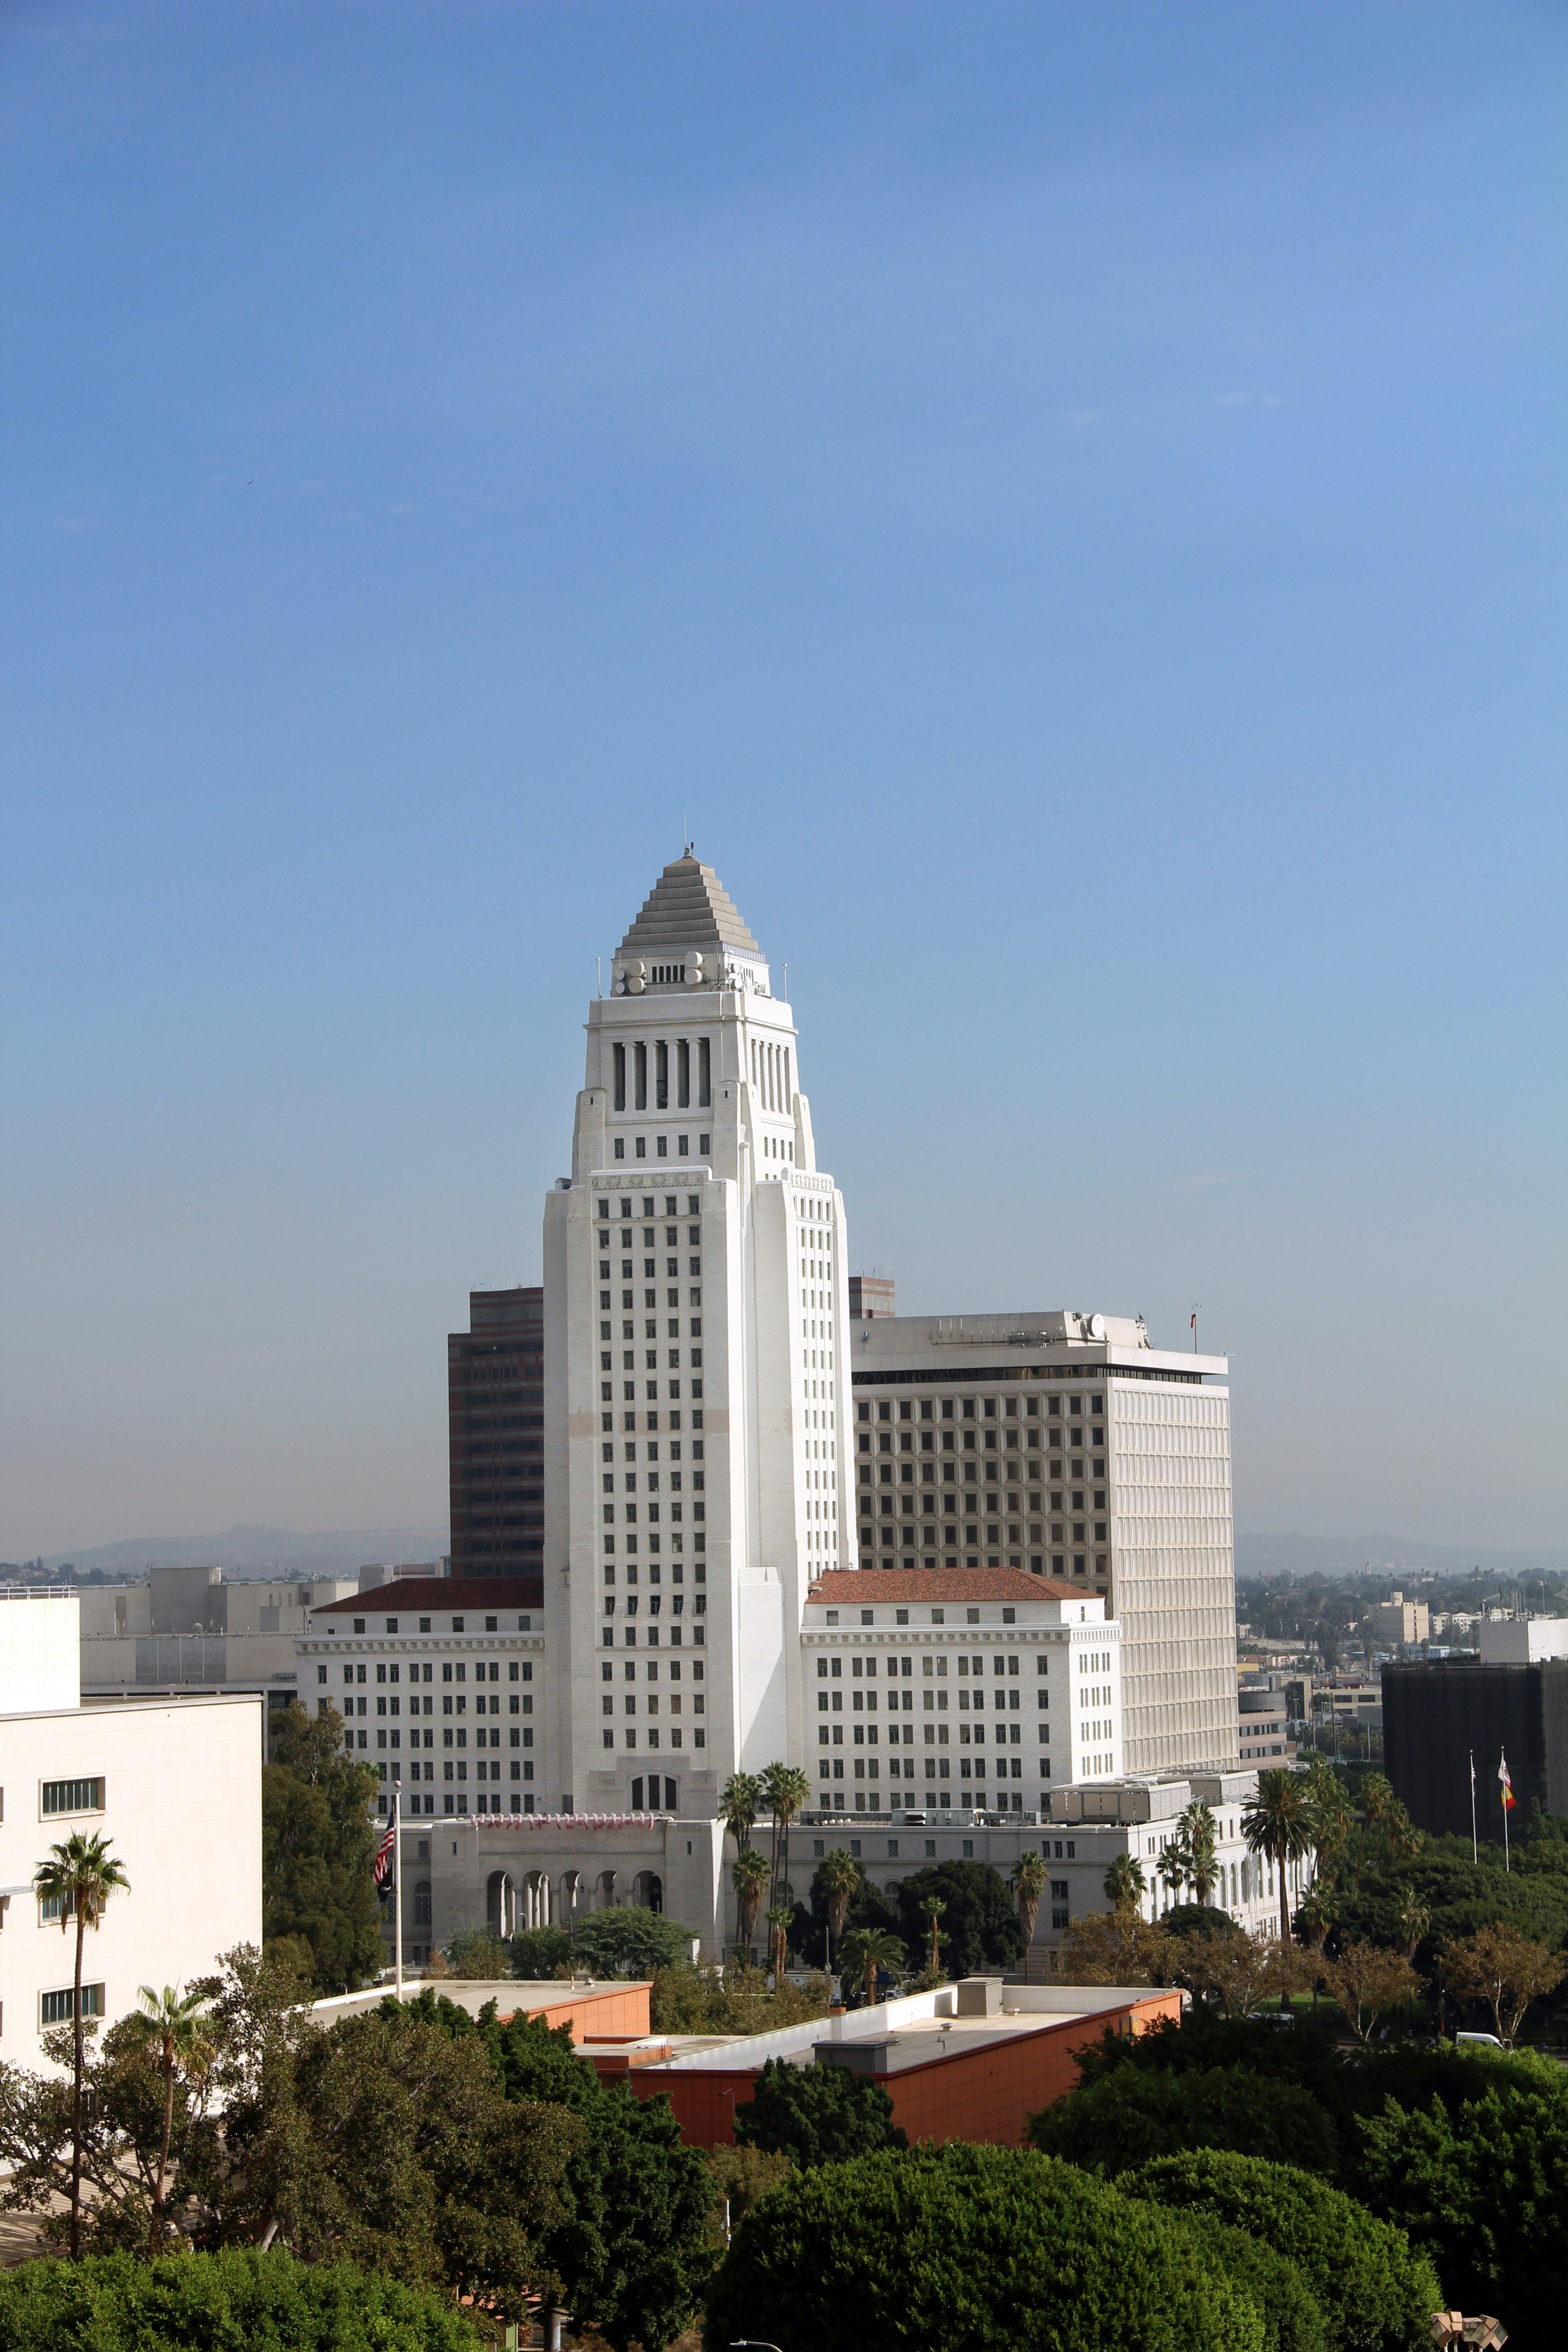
3,2,1564,1559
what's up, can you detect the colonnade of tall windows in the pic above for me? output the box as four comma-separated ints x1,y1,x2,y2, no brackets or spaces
612,1037,712,1113
749,1036,791,1112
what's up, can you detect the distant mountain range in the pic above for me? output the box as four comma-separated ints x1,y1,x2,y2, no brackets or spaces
13,1522,1561,1587
27,1526,450,1579
1236,1531,1568,1582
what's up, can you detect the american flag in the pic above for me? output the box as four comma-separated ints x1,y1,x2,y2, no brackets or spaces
373,1819,396,1887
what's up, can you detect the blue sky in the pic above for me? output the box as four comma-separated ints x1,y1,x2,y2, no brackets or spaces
2,1,1564,1559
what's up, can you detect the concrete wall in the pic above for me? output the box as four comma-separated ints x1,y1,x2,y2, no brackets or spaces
0,1595,80,1714
0,1695,263,2071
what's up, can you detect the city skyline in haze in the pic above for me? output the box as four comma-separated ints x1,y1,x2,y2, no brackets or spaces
2,4,1563,1559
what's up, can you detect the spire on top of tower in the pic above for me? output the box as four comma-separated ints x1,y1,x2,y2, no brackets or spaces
617,853,761,962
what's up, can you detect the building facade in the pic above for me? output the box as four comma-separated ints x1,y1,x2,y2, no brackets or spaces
846,1311,1237,1776
542,853,855,1822
1384,1656,1568,1840
449,1287,545,1579
0,1590,262,2072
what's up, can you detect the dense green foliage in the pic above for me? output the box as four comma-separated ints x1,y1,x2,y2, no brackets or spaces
0,2248,479,2352
1165,2210,1330,2352
416,1996,715,2351
788,1856,898,1964
731,2057,907,2168
263,1705,384,1992
1356,2070,1568,2346
705,2143,1266,2352
568,1908,695,1976
890,1862,1024,1976
510,1925,572,1977
1029,2062,1338,2176
1123,2150,1441,2352
442,1927,511,1979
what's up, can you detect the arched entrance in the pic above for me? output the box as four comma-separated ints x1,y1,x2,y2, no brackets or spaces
486,1871,517,1939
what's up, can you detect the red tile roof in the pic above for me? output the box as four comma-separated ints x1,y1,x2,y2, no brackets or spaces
804,1567,1083,1606
310,1577,543,1617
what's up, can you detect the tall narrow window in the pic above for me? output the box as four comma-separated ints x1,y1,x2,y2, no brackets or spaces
698,1038,710,1107
751,1040,757,1090
613,1043,626,1113
784,1048,792,1108
635,1042,648,1111
677,1039,690,1109
655,1040,668,1109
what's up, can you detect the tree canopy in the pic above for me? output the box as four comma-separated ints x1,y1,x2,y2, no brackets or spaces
705,2143,1267,2352
0,2250,479,2352
731,2057,907,2168
890,1862,1023,1977
263,1704,384,1993
1028,2062,1338,2177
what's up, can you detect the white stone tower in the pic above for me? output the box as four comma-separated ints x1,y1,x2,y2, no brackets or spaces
542,854,853,1817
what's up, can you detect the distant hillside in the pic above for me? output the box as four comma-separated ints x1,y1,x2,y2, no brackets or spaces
28,1525,450,1579
1236,1531,1568,1582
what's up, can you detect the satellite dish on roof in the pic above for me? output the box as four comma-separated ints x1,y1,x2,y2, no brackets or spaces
1088,1313,1106,1340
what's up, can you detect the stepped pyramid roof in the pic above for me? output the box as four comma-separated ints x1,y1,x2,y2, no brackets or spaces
617,853,760,962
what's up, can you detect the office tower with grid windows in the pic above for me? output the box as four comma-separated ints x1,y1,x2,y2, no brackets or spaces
847,1310,1237,1777
448,1288,545,1578
542,854,855,1817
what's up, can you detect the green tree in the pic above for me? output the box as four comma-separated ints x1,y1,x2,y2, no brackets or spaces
1012,1850,1047,1971
443,1925,511,1979
120,1984,214,2258
649,1964,830,2037
1123,2147,1442,2352
0,2249,481,2352
836,1926,905,2009
759,1760,811,1913
719,1770,763,1853
1356,2074,1568,2344
510,1924,573,1978
892,1861,1023,1976
1179,1801,1222,1905
1028,2063,1338,2177
921,1895,948,1978
816,1845,862,1970
1322,1943,1421,2046
32,1831,131,2258
705,2143,1265,2352
263,1702,383,1993
765,1903,793,1987
569,1907,694,1979
1169,2209,1331,2352
731,1846,771,1956
1243,1772,1319,1953
731,2058,908,2168
1104,1851,1147,1916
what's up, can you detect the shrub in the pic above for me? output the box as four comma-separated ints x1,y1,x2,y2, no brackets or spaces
732,2057,907,2168
649,1962,830,2036
568,1909,695,1978
0,2247,479,2350
1167,2210,1330,2352
510,1925,572,1978
1123,2148,1441,2352
1029,2062,1337,2176
442,1925,511,1979
704,2143,1265,2352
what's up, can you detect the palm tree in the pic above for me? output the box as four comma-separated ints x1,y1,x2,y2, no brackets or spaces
1178,1802,1220,1906
760,1762,811,1913
838,1927,905,2011
922,1896,948,1978
1156,1833,1189,1915
1011,1853,1047,1980
122,1983,213,2258
33,1832,131,2258
817,1846,862,1973
1102,1851,1146,1917
731,1845,771,1958
719,1771,763,1854
1394,1888,1431,1961
1243,1769,1318,1953
765,1904,793,1990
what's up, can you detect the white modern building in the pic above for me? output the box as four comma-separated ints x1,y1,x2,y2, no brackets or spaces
0,1588,262,2072
848,1310,1237,1775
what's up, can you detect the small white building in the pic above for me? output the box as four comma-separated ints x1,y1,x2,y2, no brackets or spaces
0,1588,262,2072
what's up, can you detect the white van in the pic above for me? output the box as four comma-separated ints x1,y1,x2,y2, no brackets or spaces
1455,2031,1504,2048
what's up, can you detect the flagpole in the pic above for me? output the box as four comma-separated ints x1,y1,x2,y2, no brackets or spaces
1500,1750,1511,1875
1469,1751,1477,1866
394,1786,405,2000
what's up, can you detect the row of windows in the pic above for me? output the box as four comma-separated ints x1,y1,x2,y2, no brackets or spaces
815,1648,1030,1676
612,1134,711,1161
860,1396,1105,1425
818,1721,1030,1746
339,1614,532,1635
332,1693,532,1719
612,1038,712,1112
40,1778,105,1817
818,1686,1033,1714
750,1036,791,1111
328,1659,532,1686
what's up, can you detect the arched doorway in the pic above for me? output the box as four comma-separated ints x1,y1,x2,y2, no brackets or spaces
486,1871,517,1940
632,1870,664,1914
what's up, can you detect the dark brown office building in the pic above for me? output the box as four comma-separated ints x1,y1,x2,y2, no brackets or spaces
448,1288,544,1579
1383,1658,1568,1842
848,1275,895,1319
